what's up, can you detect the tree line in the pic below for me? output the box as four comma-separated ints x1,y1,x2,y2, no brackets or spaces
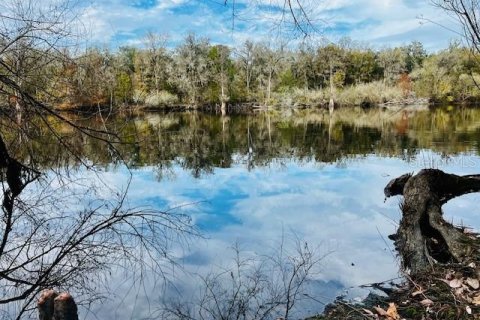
3,33,480,111
4,33,480,109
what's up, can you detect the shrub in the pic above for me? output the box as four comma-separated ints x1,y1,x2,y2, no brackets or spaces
132,89,147,104
337,81,403,106
144,91,179,107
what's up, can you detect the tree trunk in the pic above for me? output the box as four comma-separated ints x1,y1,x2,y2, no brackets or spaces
385,169,480,275
11,90,23,124
328,98,334,114
220,77,226,116
246,68,250,98
221,101,226,116
266,70,272,107
329,63,335,114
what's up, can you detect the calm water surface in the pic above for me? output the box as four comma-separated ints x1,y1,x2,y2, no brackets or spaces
22,106,480,318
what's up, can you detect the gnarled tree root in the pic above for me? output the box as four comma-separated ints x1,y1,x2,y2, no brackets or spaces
385,169,480,275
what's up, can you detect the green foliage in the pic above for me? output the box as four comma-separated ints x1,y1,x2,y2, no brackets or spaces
115,71,133,104
277,68,298,91
345,49,380,84
412,46,480,102
404,41,427,72
333,70,346,88
206,44,234,103
117,46,137,74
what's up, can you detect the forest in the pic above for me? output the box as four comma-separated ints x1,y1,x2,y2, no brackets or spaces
4,33,480,111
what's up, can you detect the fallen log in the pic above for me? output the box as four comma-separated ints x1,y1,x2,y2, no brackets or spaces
385,169,480,275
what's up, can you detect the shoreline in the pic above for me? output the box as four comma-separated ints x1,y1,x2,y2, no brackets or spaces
43,97,433,114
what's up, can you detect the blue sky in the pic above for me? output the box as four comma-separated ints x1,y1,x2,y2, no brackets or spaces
78,0,464,51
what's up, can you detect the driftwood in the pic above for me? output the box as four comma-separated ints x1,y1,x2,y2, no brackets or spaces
38,290,78,320
385,169,480,275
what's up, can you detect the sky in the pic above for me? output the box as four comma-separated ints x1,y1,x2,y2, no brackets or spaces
76,0,465,51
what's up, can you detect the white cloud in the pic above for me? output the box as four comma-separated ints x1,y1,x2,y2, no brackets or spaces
72,0,462,50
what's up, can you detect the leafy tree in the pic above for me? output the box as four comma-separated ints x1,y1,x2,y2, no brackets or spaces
207,45,234,110
291,44,316,89
411,54,452,98
315,44,347,109
403,41,427,73
378,47,407,85
253,43,285,105
345,48,379,84
114,46,137,104
142,32,171,94
237,41,253,97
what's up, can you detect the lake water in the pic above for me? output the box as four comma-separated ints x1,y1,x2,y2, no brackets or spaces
9,106,480,319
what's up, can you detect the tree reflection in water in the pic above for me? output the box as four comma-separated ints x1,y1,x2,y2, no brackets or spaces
9,106,477,179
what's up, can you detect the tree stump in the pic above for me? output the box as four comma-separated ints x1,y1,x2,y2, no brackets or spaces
385,169,480,275
38,290,78,320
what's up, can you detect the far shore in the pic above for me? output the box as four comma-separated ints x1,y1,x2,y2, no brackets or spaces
43,96,432,113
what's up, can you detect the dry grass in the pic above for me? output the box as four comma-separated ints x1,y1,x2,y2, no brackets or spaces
271,82,405,108
144,91,179,107
337,82,404,106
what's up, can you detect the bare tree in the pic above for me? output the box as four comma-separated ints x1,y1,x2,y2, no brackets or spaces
162,236,328,320
224,0,322,38
0,162,195,318
251,43,284,106
143,32,170,95
0,0,78,109
174,34,211,106
432,1,480,53
236,41,256,100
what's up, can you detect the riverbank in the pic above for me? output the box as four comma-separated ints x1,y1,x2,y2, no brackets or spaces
18,81,427,113
50,95,430,114
128,82,431,112
310,262,480,320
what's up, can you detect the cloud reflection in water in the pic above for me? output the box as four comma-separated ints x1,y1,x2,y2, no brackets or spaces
89,150,480,319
